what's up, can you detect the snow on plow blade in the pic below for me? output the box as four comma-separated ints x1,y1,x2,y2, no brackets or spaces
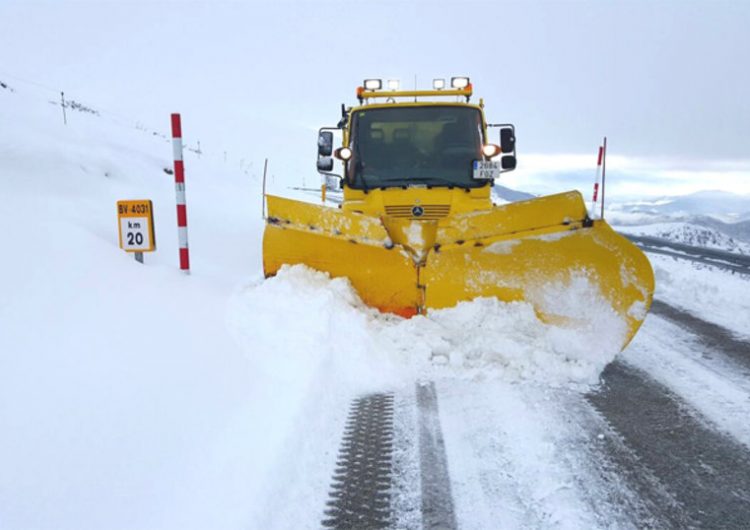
263,191,654,350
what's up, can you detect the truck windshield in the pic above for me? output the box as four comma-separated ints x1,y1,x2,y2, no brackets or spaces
348,106,484,189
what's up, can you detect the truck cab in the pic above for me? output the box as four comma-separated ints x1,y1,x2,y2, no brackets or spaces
316,78,516,219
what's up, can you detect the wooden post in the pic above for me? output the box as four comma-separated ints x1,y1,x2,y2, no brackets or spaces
60,92,67,125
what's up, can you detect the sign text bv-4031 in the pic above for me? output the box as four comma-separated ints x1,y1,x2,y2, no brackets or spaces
117,200,156,252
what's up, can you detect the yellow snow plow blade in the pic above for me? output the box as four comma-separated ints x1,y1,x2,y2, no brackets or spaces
263,191,654,350
263,195,422,316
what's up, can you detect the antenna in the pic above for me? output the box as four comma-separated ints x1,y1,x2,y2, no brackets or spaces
262,158,268,220
600,137,607,219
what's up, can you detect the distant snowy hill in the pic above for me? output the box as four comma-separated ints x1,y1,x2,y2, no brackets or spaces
607,189,750,249
617,222,750,254
611,190,750,224
692,216,750,243
492,184,536,204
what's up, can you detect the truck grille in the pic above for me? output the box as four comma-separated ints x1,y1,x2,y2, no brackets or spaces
384,204,451,220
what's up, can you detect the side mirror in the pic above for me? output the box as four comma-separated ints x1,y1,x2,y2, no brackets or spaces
500,127,515,154
317,157,334,172
501,155,517,170
318,131,333,157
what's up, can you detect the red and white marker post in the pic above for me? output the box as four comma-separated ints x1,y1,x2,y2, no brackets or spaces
171,113,191,273
590,143,604,219
600,136,607,220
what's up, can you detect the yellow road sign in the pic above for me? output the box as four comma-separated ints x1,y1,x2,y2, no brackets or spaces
117,200,156,252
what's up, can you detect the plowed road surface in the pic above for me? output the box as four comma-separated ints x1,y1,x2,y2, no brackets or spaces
322,300,750,529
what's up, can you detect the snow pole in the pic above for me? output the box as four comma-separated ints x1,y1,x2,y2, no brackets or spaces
262,158,268,220
590,144,604,219
171,113,190,274
600,136,607,220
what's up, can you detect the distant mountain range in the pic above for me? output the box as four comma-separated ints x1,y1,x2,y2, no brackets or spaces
608,190,750,247
611,190,750,222
494,186,750,251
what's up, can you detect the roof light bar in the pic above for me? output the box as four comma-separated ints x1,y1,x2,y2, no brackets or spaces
451,76,470,89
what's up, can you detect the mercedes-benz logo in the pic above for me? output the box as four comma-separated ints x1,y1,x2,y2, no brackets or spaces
412,205,424,217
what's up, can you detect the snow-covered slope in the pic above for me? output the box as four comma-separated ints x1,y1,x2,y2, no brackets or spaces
492,183,536,204
613,190,750,222
616,222,750,254
693,216,750,243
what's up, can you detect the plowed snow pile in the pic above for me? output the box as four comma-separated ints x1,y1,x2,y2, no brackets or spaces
231,265,626,389
650,254,750,339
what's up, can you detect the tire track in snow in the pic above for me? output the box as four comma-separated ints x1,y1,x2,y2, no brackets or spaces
416,380,457,530
322,393,395,529
588,361,750,528
322,384,459,530
651,299,750,370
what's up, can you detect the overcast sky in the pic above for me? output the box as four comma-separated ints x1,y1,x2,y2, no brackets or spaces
1,0,748,197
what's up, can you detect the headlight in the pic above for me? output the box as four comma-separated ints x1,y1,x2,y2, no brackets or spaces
433,78,446,90
363,79,382,90
336,147,353,160
482,144,501,158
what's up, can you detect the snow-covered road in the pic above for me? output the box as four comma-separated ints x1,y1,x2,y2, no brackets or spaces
317,301,750,529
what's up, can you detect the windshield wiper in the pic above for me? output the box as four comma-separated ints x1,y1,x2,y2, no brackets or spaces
353,140,370,192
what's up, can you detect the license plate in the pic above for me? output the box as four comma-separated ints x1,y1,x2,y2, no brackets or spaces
472,160,501,180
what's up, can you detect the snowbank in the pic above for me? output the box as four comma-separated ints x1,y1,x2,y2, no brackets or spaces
649,254,750,339
236,265,626,391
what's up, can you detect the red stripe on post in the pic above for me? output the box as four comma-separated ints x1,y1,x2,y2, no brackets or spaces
171,113,182,138
597,146,604,166
179,247,190,270
174,160,185,183
593,183,599,202
177,204,187,226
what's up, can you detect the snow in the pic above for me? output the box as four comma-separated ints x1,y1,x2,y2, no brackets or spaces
649,254,750,339
1,84,628,529
485,240,520,254
3,63,750,530
437,380,647,529
0,86,266,530
404,221,426,249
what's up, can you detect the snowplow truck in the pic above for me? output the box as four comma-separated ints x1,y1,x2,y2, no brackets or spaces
263,78,654,351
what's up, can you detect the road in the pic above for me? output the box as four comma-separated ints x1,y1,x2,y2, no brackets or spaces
624,234,750,276
321,300,750,529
